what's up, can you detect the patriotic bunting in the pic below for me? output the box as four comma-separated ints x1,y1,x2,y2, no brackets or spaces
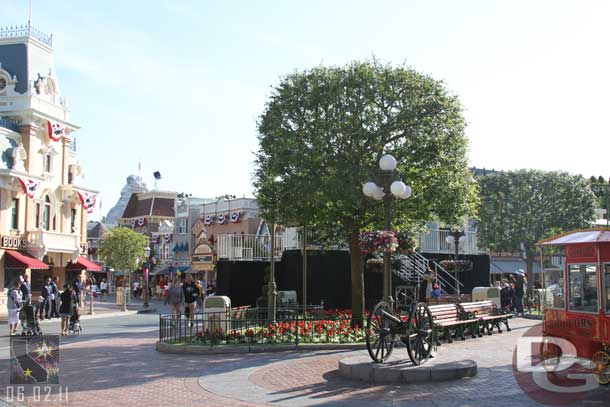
75,189,96,214
217,213,227,224
230,211,241,223
151,235,160,244
47,120,65,142
17,176,41,198
136,217,146,227
130,219,136,228
163,233,173,244
204,215,214,225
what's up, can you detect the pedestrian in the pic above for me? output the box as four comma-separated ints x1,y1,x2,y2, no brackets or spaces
431,279,441,303
38,276,52,320
500,278,513,311
19,273,31,305
514,270,527,317
133,279,140,300
419,268,434,302
59,284,74,336
73,279,82,308
165,278,184,315
100,279,107,300
183,274,199,324
49,276,59,318
8,280,23,335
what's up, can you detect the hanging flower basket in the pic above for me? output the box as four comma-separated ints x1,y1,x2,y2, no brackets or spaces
396,230,416,252
359,231,398,255
365,257,384,272
439,260,472,273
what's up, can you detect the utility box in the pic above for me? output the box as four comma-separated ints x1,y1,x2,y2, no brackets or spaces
204,296,231,333
116,288,130,306
472,287,501,308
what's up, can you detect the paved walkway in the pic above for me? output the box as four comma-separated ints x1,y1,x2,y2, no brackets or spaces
0,317,607,406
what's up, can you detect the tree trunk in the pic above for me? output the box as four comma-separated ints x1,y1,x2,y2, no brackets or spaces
348,231,364,328
525,248,535,297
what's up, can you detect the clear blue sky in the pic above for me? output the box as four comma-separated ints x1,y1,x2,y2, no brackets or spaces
4,1,610,220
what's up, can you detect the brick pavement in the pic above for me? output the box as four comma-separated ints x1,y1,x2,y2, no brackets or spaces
0,317,606,407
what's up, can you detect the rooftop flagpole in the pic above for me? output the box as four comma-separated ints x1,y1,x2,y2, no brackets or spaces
28,0,32,28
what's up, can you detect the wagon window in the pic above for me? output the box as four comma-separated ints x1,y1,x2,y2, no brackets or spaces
568,264,598,313
543,268,564,309
605,265,610,313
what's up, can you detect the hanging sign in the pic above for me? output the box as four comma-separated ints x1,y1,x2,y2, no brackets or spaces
0,235,26,250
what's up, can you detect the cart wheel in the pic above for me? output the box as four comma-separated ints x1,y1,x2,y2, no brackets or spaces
540,339,562,373
592,351,610,385
406,302,434,366
366,301,396,363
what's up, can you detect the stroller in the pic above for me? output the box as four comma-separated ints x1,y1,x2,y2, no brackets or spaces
19,304,42,336
69,305,82,335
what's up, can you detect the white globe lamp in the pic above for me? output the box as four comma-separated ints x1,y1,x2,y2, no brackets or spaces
398,185,412,199
379,155,397,171
362,182,378,197
390,181,406,197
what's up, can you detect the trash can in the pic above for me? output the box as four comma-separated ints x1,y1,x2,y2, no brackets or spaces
204,296,231,333
116,287,130,306
472,287,501,308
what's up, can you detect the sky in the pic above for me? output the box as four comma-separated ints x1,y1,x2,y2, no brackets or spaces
3,0,610,220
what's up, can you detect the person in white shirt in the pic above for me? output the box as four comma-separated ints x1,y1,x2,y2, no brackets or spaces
8,280,23,335
100,279,108,300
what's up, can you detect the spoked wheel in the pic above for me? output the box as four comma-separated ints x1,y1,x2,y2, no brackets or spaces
406,302,434,366
540,339,562,373
592,350,610,385
366,301,396,363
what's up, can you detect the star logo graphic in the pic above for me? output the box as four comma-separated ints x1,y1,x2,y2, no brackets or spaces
34,341,54,361
23,368,32,377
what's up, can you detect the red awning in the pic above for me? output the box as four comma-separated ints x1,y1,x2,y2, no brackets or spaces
67,256,103,272
4,250,49,270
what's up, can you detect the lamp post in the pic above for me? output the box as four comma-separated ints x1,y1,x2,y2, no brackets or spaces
445,230,466,296
267,223,277,323
362,154,412,310
143,246,151,308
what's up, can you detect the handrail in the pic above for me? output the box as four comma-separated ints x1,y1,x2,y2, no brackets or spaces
409,251,464,295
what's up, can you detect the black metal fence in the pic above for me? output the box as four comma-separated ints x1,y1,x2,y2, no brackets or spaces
158,306,365,346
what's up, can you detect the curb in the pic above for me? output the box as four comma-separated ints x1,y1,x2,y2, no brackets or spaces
35,310,139,324
156,341,367,355
523,314,543,320
338,356,478,384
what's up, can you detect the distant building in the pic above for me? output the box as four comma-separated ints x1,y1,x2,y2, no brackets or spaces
118,190,177,274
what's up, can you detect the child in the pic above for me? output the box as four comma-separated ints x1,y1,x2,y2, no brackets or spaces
431,281,441,302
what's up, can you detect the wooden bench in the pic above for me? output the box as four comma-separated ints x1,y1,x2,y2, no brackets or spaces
459,301,512,336
428,303,477,344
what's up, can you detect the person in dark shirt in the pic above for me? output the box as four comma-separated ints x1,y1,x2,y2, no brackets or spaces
514,270,527,317
182,274,199,324
50,276,59,318
72,279,82,308
59,284,74,336
19,274,32,305
38,276,52,320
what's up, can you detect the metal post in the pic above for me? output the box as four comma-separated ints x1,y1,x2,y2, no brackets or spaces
606,185,609,227
143,264,150,308
302,226,307,316
267,223,277,323
383,180,394,309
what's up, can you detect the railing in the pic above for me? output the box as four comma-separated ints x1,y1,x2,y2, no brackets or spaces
419,229,482,254
0,117,20,132
0,25,53,47
217,233,303,261
158,306,357,346
27,230,80,254
410,251,464,296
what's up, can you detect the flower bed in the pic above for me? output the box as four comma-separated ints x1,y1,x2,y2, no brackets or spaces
182,318,365,346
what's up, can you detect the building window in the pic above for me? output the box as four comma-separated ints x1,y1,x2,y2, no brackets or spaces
160,244,169,261
178,218,187,234
35,203,40,228
70,208,77,233
42,196,51,231
43,154,51,173
11,198,18,230
568,264,598,313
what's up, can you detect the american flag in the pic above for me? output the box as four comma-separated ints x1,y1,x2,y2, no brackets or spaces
17,176,40,198
47,121,65,142
76,190,96,214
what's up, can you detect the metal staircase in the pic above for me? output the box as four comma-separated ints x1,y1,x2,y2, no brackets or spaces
392,251,464,297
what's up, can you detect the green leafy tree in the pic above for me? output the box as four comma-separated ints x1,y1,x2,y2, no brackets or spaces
254,60,477,324
100,227,149,275
477,170,597,293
